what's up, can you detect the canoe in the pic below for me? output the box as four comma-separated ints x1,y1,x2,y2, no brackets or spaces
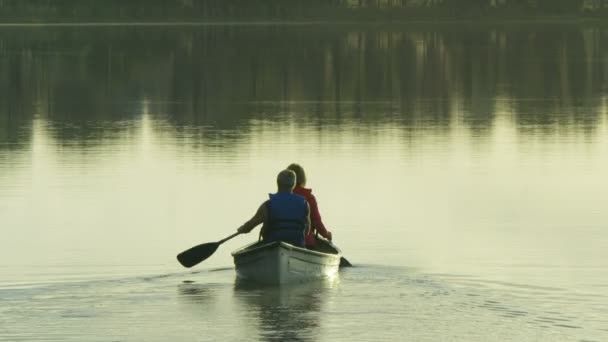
231,238,342,285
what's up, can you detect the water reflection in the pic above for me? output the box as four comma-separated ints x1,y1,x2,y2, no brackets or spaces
1,24,607,342
233,280,337,342
0,25,606,151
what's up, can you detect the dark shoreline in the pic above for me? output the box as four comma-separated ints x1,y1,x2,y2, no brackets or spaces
0,3,607,26
0,17,606,27
0,0,605,24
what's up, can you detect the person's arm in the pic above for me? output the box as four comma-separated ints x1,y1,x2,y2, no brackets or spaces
308,194,332,240
237,201,267,234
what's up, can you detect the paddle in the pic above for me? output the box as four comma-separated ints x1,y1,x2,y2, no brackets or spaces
340,256,352,267
177,232,241,268
320,232,352,267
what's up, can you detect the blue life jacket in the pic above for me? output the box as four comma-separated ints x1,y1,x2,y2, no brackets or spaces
263,192,308,247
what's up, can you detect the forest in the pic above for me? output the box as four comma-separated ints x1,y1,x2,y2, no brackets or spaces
0,0,606,22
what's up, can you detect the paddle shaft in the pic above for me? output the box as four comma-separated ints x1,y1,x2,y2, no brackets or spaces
218,231,241,245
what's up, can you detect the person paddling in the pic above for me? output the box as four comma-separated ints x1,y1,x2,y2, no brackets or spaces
237,169,311,247
287,163,333,249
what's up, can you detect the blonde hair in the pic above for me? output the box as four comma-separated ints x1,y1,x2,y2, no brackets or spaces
287,163,306,187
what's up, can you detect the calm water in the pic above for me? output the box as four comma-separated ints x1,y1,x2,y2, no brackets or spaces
1,24,607,341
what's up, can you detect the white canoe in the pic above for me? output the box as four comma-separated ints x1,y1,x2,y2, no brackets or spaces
231,238,342,285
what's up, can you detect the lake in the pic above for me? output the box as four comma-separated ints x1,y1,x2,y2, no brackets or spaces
0,23,607,341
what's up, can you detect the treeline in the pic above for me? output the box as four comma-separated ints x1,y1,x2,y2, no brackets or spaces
0,0,606,22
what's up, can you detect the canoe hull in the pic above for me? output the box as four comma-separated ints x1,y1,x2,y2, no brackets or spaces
232,240,341,285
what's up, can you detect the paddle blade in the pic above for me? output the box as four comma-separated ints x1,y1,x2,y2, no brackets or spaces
339,257,352,267
177,242,220,268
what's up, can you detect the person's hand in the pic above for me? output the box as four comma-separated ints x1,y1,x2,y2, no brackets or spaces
237,226,249,234
326,231,332,241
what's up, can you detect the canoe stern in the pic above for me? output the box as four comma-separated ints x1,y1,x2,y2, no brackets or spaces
232,241,340,285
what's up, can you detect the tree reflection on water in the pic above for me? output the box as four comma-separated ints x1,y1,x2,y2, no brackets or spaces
0,25,606,150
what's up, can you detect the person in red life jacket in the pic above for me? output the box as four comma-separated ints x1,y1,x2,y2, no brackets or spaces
237,169,311,248
286,163,332,249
